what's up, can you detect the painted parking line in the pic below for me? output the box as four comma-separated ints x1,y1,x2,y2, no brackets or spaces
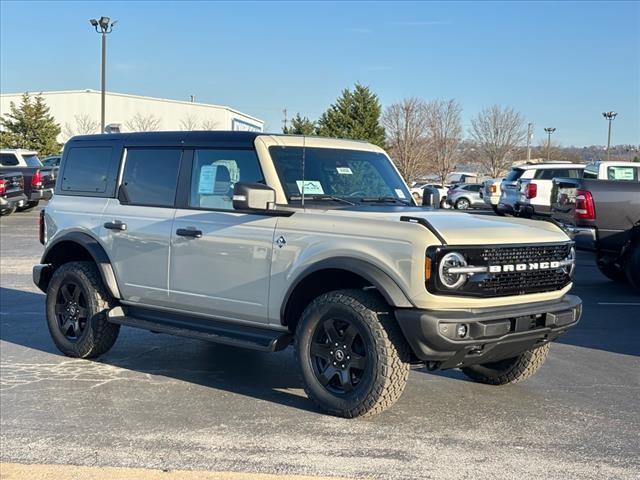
0,463,356,480
597,302,640,306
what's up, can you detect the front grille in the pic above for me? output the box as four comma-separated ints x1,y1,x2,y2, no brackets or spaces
478,244,571,265
430,243,573,297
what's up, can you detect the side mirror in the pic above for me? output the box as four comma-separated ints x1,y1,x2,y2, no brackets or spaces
233,182,276,211
421,186,440,208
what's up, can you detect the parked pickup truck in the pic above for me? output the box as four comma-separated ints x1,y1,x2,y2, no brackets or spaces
0,171,28,215
0,149,57,211
551,177,640,290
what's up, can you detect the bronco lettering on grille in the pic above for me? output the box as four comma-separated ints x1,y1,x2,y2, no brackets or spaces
488,261,561,273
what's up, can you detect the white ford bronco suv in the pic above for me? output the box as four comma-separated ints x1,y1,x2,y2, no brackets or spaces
34,132,581,418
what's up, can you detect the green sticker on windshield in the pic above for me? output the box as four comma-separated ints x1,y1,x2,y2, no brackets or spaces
296,180,324,195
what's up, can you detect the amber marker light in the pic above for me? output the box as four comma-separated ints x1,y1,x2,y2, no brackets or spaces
425,257,432,282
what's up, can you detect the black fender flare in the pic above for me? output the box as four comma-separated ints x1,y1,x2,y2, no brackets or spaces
40,231,121,299
280,257,414,322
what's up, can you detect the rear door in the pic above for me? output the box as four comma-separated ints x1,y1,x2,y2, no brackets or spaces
169,147,277,325
100,147,183,308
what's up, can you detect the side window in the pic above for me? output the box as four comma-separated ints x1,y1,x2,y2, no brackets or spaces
189,149,263,210
61,147,113,193
121,149,182,207
0,153,19,166
468,184,482,192
607,166,637,181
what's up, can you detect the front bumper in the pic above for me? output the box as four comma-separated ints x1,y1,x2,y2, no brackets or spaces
395,294,581,369
30,188,53,202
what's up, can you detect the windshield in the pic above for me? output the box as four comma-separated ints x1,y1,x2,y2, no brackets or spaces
23,154,43,167
269,146,412,204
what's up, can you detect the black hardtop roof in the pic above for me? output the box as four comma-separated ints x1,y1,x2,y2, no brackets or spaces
67,130,263,148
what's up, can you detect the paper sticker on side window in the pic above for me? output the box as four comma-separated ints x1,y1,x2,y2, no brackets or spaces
608,167,635,181
296,180,324,195
198,165,216,194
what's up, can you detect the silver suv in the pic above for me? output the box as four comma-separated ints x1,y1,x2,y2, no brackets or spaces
33,132,581,418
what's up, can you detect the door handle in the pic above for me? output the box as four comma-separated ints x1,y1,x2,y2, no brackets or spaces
176,228,202,239
104,221,127,231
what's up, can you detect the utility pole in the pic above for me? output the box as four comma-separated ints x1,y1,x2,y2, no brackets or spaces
282,108,288,133
526,123,533,162
602,111,618,161
90,16,117,133
544,127,556,161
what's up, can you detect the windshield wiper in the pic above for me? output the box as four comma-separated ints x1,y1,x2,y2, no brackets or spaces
360,196,411,205
289,195,356,206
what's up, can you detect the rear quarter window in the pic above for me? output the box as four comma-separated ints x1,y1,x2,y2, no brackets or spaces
60,147,116,194
0,153,19,166
504,169,524,181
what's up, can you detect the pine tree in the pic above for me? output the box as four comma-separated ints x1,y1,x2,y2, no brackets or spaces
283,113,317,135
0,93,61,155
317,83,386,147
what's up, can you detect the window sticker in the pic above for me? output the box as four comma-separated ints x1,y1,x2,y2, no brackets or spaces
198,165,216,194
395,189,406,199
336,167,353,175
296,180,325,195
608,167,634,181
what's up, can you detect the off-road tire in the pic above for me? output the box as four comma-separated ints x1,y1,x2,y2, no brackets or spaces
46,261,120,358
295,289,411,418
625,242,640,291
16,201,39,212
455,198,470,210
492,205,505,216
597,258,627,283
461,343,550,385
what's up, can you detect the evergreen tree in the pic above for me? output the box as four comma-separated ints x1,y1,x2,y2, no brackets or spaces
283,113,317,135
0,93,61,155
317,83,386,147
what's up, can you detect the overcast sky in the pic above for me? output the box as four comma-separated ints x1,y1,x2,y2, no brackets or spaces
1,0,638,146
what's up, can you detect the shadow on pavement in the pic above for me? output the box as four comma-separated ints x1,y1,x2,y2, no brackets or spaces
0,287,318,414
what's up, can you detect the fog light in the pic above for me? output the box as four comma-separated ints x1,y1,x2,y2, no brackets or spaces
456,324,468,338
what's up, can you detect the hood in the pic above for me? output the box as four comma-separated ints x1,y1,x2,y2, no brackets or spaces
314,206,570,245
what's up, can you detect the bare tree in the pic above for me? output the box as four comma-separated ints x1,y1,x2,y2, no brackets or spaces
382,98,431,183
180,114,200,130
469,105,527,177
425,99,462,186
200,118,220,130
62,113,100,140
125,112,161,132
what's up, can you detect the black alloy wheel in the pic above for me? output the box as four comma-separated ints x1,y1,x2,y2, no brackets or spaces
310,317,368,394
54,280,89,341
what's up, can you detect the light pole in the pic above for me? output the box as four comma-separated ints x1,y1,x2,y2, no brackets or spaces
90,16,117,133
602,111,617,161
526,123,533,162
544,127,556,161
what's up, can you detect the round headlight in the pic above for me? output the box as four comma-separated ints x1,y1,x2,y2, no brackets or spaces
439,252,468,289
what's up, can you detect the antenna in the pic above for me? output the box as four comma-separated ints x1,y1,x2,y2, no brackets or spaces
301,135,306,208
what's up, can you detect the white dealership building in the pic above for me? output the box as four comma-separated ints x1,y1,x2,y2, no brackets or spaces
0,89,264,143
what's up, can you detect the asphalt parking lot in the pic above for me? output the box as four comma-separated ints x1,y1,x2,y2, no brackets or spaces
1,205,639,480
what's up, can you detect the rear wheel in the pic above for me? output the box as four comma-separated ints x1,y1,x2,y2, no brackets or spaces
597,257,627,283
455,198,470,210
0,206,16,216
295,289,410,418
492,205,505,216
46,261,120,358
461,344,550,385
16,201,39,212
625,242,640,291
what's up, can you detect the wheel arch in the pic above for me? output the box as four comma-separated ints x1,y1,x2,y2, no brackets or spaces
37,232,121,299
280,257,413,331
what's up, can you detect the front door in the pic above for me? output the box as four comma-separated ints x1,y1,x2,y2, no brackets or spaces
169,148,277,324
100,148,183,308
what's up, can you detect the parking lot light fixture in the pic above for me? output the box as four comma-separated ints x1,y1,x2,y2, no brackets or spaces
602,111,618,161
544,127,556,161
89,16,117,134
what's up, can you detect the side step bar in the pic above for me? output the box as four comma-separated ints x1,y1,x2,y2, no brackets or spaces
107,306,292,352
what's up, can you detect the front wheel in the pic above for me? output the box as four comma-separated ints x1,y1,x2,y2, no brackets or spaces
0,207,17,216
295,289,410,418
46,261,120,358
455,198,470,210
461,343,550,385
16,201,39,212
597,258,627,283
